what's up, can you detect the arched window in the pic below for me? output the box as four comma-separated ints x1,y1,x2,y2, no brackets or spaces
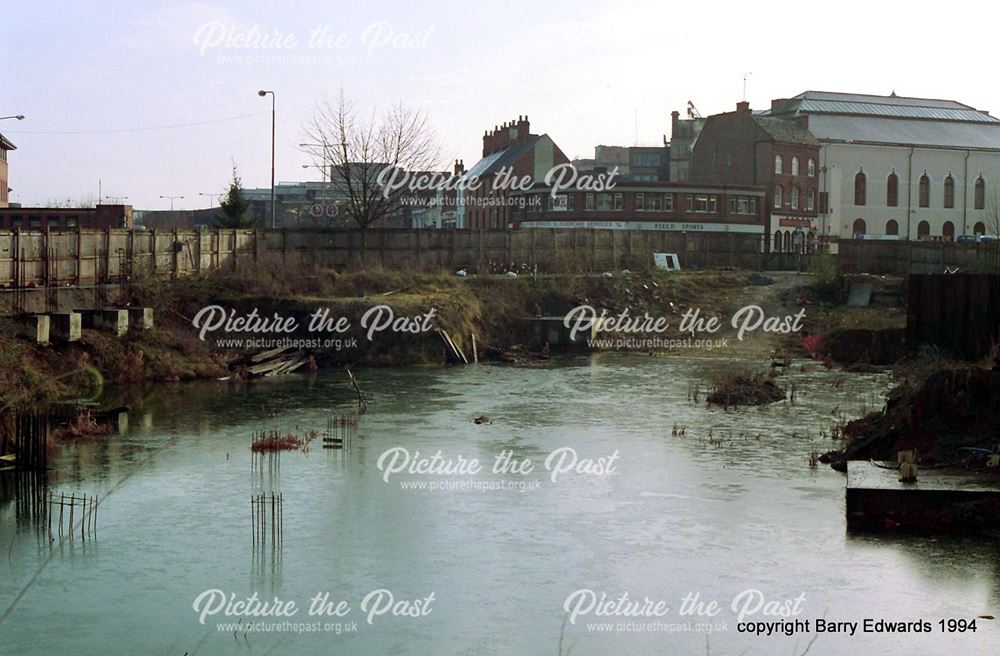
974,221,986,235
773,230,782,252
791,186,800,209
975,176,985,210
775,155,783,175
917,220,930,238
854,170,866,206
807,188,815,211
807,158,816,177
852,218,866,236
783,231,791,251
944,175,955,209
774,185,783,208
886,172,899,207
943,221,955,240
919,174,930,207
886,219,899,236
791,156,800,176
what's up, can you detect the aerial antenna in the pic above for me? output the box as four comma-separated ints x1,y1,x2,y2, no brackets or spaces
686,101,702,119
742,72,752,102
634,108,638,146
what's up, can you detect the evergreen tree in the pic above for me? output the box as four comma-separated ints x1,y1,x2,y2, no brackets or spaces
215,165,254,228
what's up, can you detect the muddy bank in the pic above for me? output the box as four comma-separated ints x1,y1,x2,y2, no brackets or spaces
824,363,1000,466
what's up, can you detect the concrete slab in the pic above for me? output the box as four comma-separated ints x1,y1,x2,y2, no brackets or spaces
126,307,154,330
16,315,50,344
49,312,82,342
847,282,874,307
80,309,129,336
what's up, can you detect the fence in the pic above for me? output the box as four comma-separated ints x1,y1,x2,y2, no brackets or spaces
0,227,773,287
906,274,1000,360
839,240,1000,275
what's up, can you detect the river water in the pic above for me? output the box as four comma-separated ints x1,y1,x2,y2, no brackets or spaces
0,355,997,655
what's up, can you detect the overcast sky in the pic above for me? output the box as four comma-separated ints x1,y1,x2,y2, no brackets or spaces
2,0,995,209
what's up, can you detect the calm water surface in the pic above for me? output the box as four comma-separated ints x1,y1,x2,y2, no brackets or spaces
0,355,997,655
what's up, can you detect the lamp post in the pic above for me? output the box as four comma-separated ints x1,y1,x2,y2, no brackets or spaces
259,90,276,228
159,195,184,210
0,115,25,121
299,142,333,203
198,192,221,208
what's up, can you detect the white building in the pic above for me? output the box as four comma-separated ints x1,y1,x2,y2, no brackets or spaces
766,91,1000,243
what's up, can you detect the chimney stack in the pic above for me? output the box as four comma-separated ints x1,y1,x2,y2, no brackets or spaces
454,159,465,176
736,101,750,113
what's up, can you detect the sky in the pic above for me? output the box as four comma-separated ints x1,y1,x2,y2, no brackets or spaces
2,0,997,210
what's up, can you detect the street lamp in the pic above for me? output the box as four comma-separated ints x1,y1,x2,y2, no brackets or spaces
259,90,276,228
0,115,25,121
199,192,221,207
159,195,184,210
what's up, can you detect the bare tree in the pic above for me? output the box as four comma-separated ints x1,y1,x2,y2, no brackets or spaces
302,91,441,263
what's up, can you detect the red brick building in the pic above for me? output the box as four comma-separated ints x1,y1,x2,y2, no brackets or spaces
691,101,820,252
0,204,134,230
0,133,14,208
460,116,570,229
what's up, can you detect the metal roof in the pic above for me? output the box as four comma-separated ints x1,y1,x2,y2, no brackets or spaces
794,99,998,123
807,115,1000,150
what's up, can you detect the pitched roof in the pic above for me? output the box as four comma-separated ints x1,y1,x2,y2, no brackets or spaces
0,133,15,151
805,114,1000,150
464,135,542,179
751,115,819,145
770,91,999,124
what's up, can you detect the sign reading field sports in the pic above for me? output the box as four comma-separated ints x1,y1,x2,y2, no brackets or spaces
518,220,764,233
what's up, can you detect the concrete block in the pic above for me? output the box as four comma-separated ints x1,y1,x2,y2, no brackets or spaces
81,309,129,336
126,307,154,330
49,312,82,342
16,315,50,344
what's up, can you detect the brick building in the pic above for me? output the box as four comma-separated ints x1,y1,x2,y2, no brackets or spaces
0,204,134,230
459,116,570,229
691,101,820,252
0,133,14,208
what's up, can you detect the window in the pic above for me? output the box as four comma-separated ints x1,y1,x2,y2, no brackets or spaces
596,193,613,211
852,218,866,236
854,170,866,206
636,193,664,211
11,216,22,228
614,193,623,210
919,174,930,207
886,219,898,236
729,195,757,214
630,152,661,168
944,175,955,209
943,221,955,240
975,176,985,210
806,188,815,211
974,221,986,235
691,195,718,213
819,191,829,214
791,186,800,209
773,230,782,252
585,193,595,211
791,157,800,176
774,155,783,175
66,217,78,228
773,185,783,208
886,172,899,207
664,193,674,211
807,158,816,177
917,220,930,238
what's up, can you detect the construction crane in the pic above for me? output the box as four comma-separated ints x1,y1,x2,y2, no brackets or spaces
686,101,702,119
